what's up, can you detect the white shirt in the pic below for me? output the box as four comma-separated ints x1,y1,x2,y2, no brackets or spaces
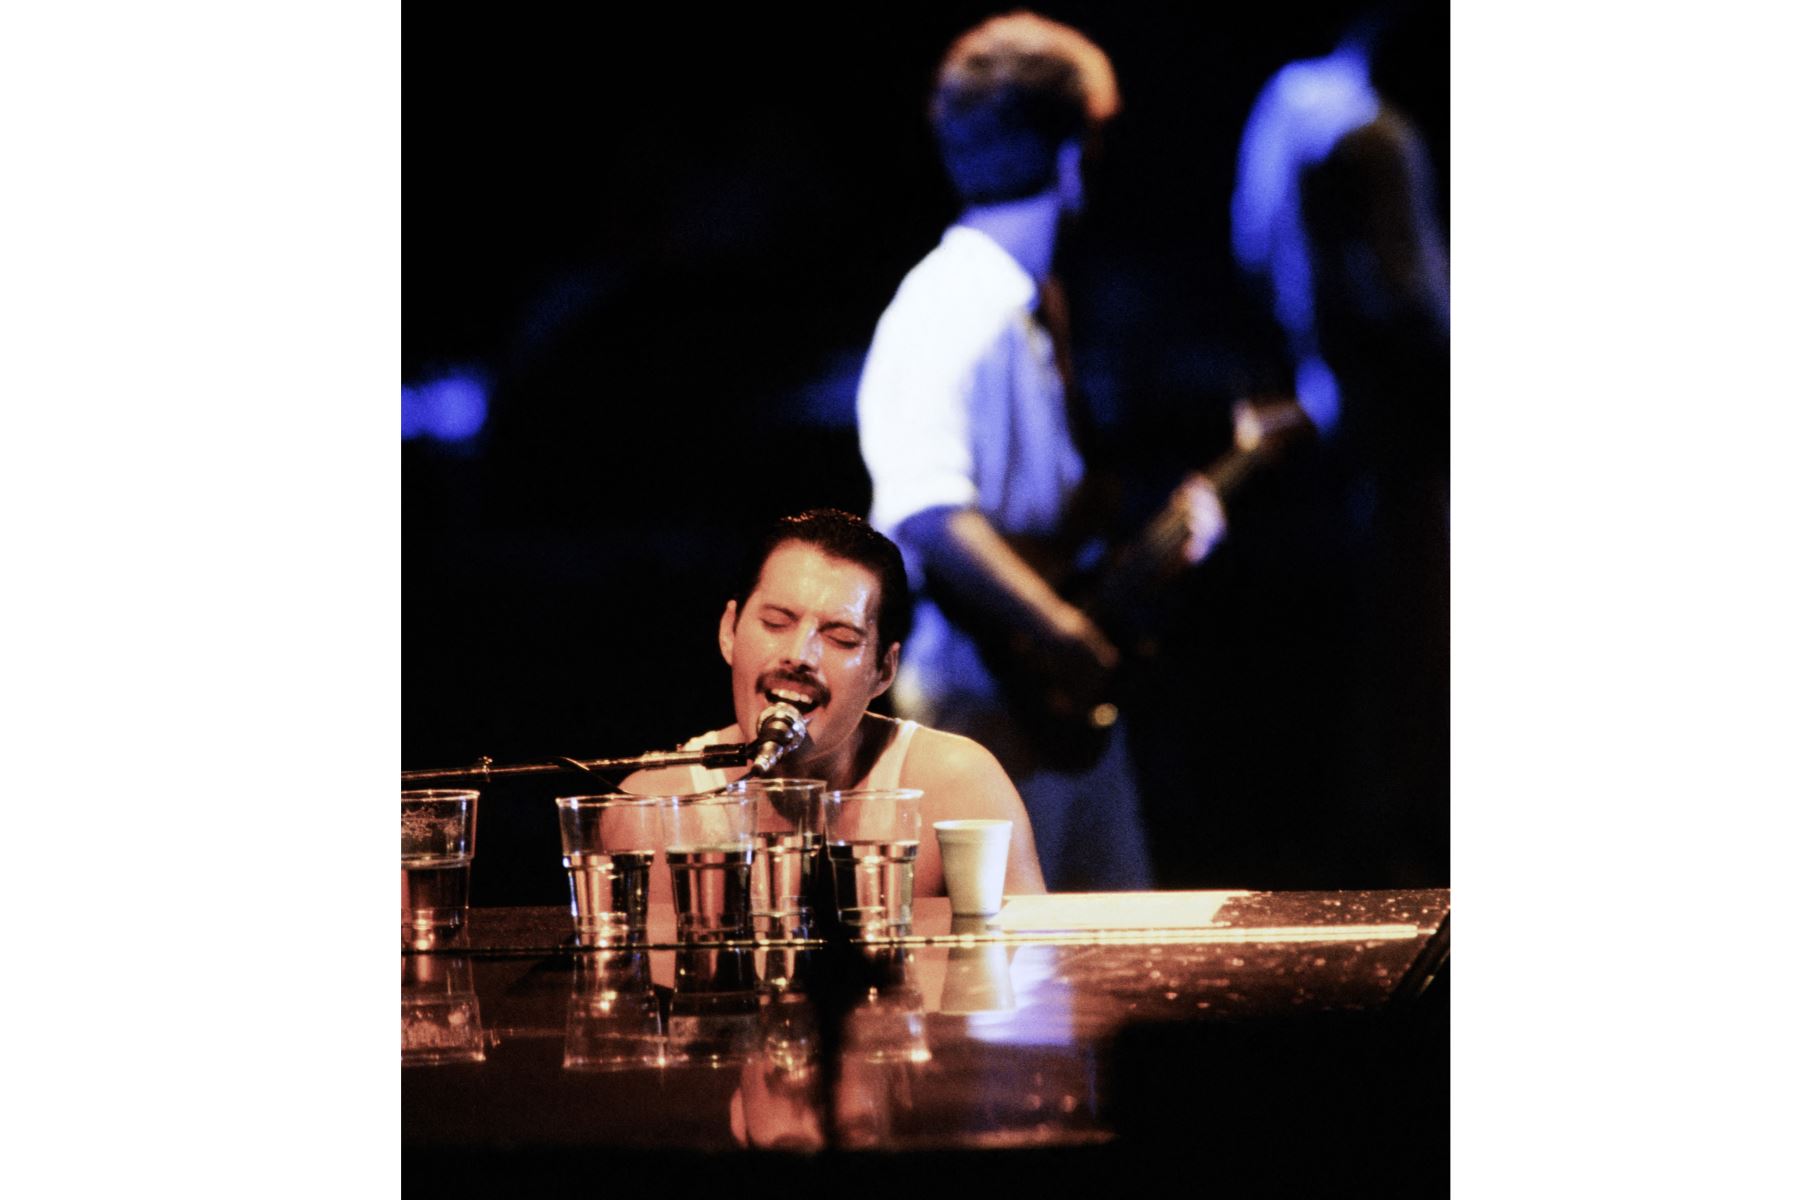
857,225,1084,543
856,224,1086,718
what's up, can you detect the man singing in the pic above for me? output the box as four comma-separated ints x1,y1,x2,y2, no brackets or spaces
625,508,1046,899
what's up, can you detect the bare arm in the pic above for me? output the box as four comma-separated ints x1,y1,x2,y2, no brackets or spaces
903,725,1048,896
618,763,721,796
899,504,1118,683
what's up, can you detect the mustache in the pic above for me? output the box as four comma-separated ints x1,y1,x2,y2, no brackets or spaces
757,669,829,707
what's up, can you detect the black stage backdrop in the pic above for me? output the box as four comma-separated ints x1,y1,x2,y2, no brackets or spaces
403,2,1450,903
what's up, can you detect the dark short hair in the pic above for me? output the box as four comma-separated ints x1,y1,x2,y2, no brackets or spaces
732,509,914,652
930,11,1118,204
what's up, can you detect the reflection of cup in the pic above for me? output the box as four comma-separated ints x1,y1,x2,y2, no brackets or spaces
663,793,755,942
402,789,479,946
668,946,760,1066
563,950,674,1071
933,819,1011,917
757,990,818,1074
555,794,664,945
756,945,811,995
844,947,930,1065
401,954,487,1066
831,948,927,1148
823,789,923,937
733,994,824,1150
726,777,825,938
940,942,1016,1014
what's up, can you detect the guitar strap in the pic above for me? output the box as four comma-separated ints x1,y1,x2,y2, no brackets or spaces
1035,273,1123,555
1035,274,1097,463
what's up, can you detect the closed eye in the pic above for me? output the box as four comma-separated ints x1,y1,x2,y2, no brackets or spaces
756,605,796,632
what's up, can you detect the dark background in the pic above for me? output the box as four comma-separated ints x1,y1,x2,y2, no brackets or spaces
403,2,1450,904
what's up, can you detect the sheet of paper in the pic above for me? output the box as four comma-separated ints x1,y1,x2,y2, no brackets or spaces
993,890,1252,933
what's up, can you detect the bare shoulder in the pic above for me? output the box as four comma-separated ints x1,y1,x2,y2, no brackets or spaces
619,723,743,795
900,726,1022,819
619,764,698,795
900,724,1047,895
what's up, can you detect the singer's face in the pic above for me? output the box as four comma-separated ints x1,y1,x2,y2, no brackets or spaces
719,541,898,761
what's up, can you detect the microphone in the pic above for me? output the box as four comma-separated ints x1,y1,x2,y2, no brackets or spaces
748,702,808,775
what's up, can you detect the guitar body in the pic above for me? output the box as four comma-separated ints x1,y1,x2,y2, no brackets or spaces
928,398,1309,774
926,571,1122,773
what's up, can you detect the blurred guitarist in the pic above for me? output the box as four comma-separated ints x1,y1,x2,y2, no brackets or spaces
855,12,1226,891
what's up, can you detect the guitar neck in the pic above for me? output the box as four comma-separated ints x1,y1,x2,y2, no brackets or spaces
1113,446,1259,583
1089,397,1310,626
1196,446,1256,502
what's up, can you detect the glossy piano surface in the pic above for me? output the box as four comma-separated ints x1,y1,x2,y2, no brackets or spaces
405,890,1448,1166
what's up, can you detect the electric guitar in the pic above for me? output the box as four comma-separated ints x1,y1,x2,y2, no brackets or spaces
941,397,1312,771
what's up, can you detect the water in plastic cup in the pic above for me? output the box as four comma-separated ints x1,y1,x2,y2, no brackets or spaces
933,818,1011,917
824,789,923,937
663,792,755,941
402,789,478,945
727,777,826,938
555,795,665,945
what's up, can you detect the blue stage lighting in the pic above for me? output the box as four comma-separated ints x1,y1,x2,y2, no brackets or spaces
402,370,489,444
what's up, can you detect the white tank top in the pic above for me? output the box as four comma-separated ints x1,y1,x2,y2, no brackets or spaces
675,718,921,792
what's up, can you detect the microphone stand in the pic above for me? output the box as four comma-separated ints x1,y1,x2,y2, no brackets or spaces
401,743,757,787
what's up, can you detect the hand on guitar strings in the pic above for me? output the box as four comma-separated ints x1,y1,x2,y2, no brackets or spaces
1174,476,1228,565
1037,598,1120,703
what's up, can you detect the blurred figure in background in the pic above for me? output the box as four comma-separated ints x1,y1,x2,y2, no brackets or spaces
1229,1,1449,881
857,12,1225,891
1232,2,1448,442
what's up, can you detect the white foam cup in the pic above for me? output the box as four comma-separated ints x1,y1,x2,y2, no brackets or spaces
933,819,1012,916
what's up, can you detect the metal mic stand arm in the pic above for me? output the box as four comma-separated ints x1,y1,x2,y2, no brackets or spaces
401,743,754,787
